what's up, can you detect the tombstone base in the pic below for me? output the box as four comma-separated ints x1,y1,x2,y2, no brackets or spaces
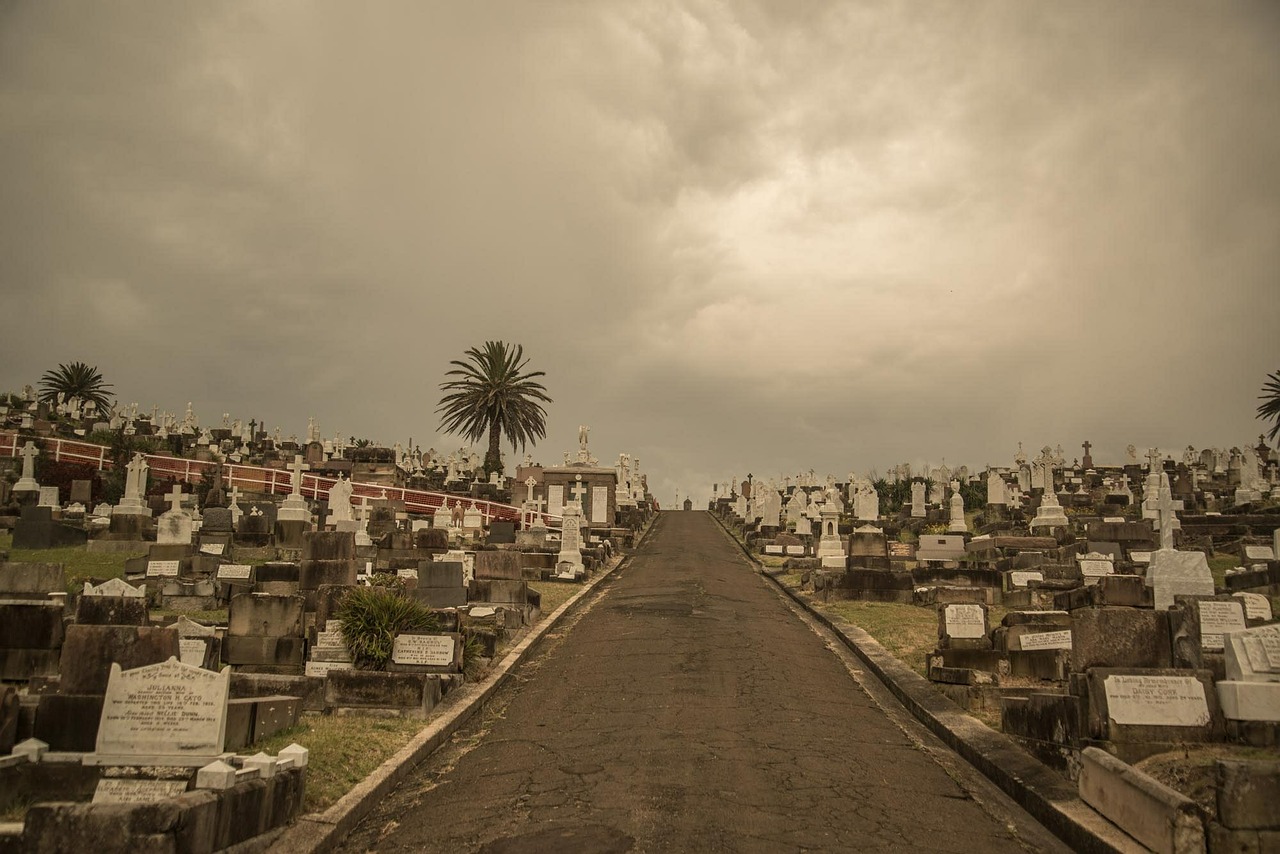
274,520,310,549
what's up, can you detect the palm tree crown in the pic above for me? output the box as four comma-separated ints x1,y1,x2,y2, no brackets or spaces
1257,369,1280,443
38,361,114,413
436,341,552,475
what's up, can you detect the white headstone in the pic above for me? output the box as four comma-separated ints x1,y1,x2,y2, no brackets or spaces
391,634,457,667
944,604,986,639
1198,600,1247,651
93,658,230,765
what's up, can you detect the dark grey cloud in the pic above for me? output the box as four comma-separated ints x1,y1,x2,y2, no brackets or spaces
2,1,1277,506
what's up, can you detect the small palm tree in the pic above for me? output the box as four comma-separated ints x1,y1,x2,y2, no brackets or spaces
38,361,114,412
1258,369,1280,443
437,341,552,475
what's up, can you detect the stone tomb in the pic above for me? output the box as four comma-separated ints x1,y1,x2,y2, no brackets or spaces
1147,549,1214,611
88,657,230,766
0,562,65,601
1219,625,1280,722
77,577,148,626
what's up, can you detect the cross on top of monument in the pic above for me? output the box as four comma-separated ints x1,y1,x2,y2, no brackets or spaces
16,441,38,481
164,485,186,514
1146,447,1162,469
1082,440,1091,456
568,476,587,506
288,455,310,495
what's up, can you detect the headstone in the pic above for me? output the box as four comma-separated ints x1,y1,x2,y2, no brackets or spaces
1198,600,1247,651
1233,592,1273,622
943,603,987,640
1076,552,1115,586
93,657,230,765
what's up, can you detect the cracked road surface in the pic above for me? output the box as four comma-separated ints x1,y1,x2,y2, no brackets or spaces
337,511,1069,853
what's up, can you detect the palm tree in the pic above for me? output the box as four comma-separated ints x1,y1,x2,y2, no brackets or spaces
38,361,114,413
1258,369,1280,443
436,341,552,476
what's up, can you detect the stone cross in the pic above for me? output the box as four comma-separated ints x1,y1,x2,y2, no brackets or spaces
288,455,309,497
525,476,538,503
1143,477,1184,551
1081,440,1092,463
17,441,38,480
1146,447,1162,470
568,477,587,506
164,485,187,515
124,453,148,498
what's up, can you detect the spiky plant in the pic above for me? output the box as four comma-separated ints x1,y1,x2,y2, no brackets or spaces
336,586,439,670
436,341,552,476
1257,369,1280,443
38,361,114,413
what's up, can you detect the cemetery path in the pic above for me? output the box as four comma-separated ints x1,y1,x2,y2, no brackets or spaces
336,511,1069,853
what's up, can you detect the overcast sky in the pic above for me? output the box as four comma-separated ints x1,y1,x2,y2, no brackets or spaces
2,1,1278,506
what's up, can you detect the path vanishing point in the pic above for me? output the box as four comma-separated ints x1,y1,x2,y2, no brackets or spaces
336,511,1071,853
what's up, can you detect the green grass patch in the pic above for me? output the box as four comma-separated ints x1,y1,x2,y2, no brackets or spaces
255,715,427,813
817,599,1009,677
0,531,143,592
529,580,579,616
758,554,787,568
1208,554,1240,591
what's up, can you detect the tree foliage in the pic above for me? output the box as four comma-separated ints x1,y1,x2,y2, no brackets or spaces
1258,369,1280,443
436,341,552,474
38,361,114,412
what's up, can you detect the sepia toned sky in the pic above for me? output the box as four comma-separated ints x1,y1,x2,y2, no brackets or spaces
2,1,1278,505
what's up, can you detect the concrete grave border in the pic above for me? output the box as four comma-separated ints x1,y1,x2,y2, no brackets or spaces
710,511,1145,854
268,516,655,854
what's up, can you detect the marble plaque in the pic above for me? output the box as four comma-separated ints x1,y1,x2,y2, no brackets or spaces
785,545,806,556
178,638,207,667
1262,636,1280,671
1244,545,1276,561
1079,559,1114,578
392,634,457,667
92,778,188,805
146,560,180,577
591,486,609,524
199,542,226,555
96,658,229,760
314,631,346,650
765,545,784,555
217,564,252,580
1130,551,1151,564
396,568,418,580
1199,600,1247,650
1009,571,1043,588
1019,629,1073,650
944,604,986,639
304,660,351,677
1234,593,1273,622
1103,674,1210,727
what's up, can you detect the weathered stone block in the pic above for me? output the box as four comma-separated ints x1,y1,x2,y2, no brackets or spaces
59,625,179,694
1217,759,1280,830
74,595,149,626
228,594,304,638
0,602,64,649
1070,608,1172,672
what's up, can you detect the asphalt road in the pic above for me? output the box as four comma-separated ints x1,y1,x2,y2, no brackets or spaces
337,510,1069,853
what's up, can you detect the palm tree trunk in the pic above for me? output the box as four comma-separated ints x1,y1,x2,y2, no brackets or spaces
485,422,503,475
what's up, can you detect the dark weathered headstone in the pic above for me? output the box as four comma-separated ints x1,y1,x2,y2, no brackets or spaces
486,521,517,545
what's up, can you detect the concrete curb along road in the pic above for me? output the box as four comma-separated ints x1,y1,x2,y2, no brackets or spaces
708,513,1142,854
268,521,654,854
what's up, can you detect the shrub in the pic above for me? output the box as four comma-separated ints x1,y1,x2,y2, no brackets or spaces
336,586,439,670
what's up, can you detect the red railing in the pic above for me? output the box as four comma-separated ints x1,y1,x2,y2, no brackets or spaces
0,431,560,527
